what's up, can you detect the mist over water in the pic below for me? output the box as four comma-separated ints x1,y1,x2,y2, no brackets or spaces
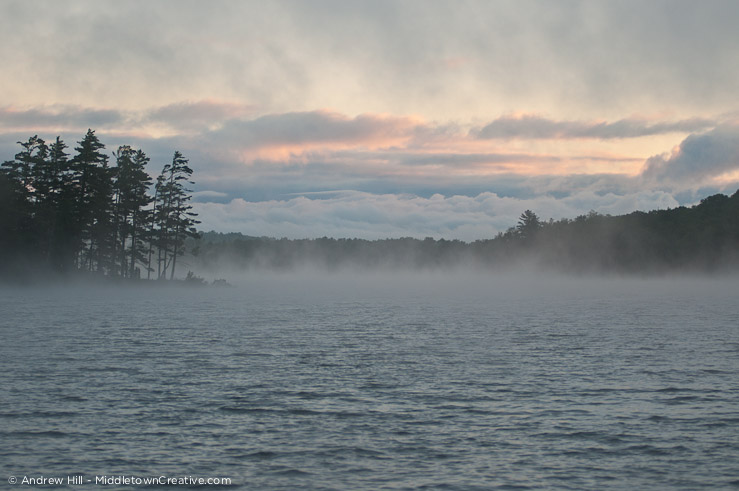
2,274,739,489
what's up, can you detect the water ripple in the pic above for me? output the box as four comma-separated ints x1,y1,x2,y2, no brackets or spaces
1,279,738,489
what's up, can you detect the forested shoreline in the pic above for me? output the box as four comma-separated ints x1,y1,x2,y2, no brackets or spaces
2,130,739,281
188,190,739,274
0,130,199,281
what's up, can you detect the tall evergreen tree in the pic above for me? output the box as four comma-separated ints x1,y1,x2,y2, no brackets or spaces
72,129,112,272
112,146,153,278
0,136,47,261
46,137,78,272
154,151,200,279
516,210,541,242
147,172,166,280
33,136,73,269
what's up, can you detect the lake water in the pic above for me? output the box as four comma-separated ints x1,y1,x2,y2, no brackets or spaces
1,273,739,489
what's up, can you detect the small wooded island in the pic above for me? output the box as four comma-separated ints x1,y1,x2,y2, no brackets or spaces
2,130,738,281
1,130,199,281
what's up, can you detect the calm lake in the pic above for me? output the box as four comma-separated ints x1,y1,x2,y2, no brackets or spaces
1,273,738,489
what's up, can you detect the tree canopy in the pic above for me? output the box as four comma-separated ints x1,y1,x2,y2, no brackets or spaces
0,130,199,280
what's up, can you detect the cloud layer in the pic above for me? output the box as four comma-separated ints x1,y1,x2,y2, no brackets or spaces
3,1,739,240
477,115,717,140
4,1,739,119
2,103,739,240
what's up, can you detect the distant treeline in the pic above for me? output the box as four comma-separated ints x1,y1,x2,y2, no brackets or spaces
0,131,199,280
189,190,739,273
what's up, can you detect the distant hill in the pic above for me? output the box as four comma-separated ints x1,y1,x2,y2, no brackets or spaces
187,189,739,274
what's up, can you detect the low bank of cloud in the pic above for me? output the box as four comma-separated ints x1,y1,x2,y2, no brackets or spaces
193,189,683,241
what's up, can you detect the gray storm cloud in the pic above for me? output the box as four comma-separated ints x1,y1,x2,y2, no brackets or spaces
204,111,419,148
476,115,717,140
0,105,124,130
642,125,739,184
146,101,257,130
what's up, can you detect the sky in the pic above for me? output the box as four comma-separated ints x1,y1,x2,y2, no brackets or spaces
2,0,739,240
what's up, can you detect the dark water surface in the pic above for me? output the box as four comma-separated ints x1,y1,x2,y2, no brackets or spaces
2,274,739,489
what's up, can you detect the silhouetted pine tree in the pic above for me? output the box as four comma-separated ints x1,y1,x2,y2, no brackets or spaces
154,151,200,279
112,146,153,278
71,129,113,272
516,210,541,242
45,137,78,271
0,136,43,268
147,172,166,280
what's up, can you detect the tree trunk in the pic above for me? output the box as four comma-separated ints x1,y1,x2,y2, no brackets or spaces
170,223,180,280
